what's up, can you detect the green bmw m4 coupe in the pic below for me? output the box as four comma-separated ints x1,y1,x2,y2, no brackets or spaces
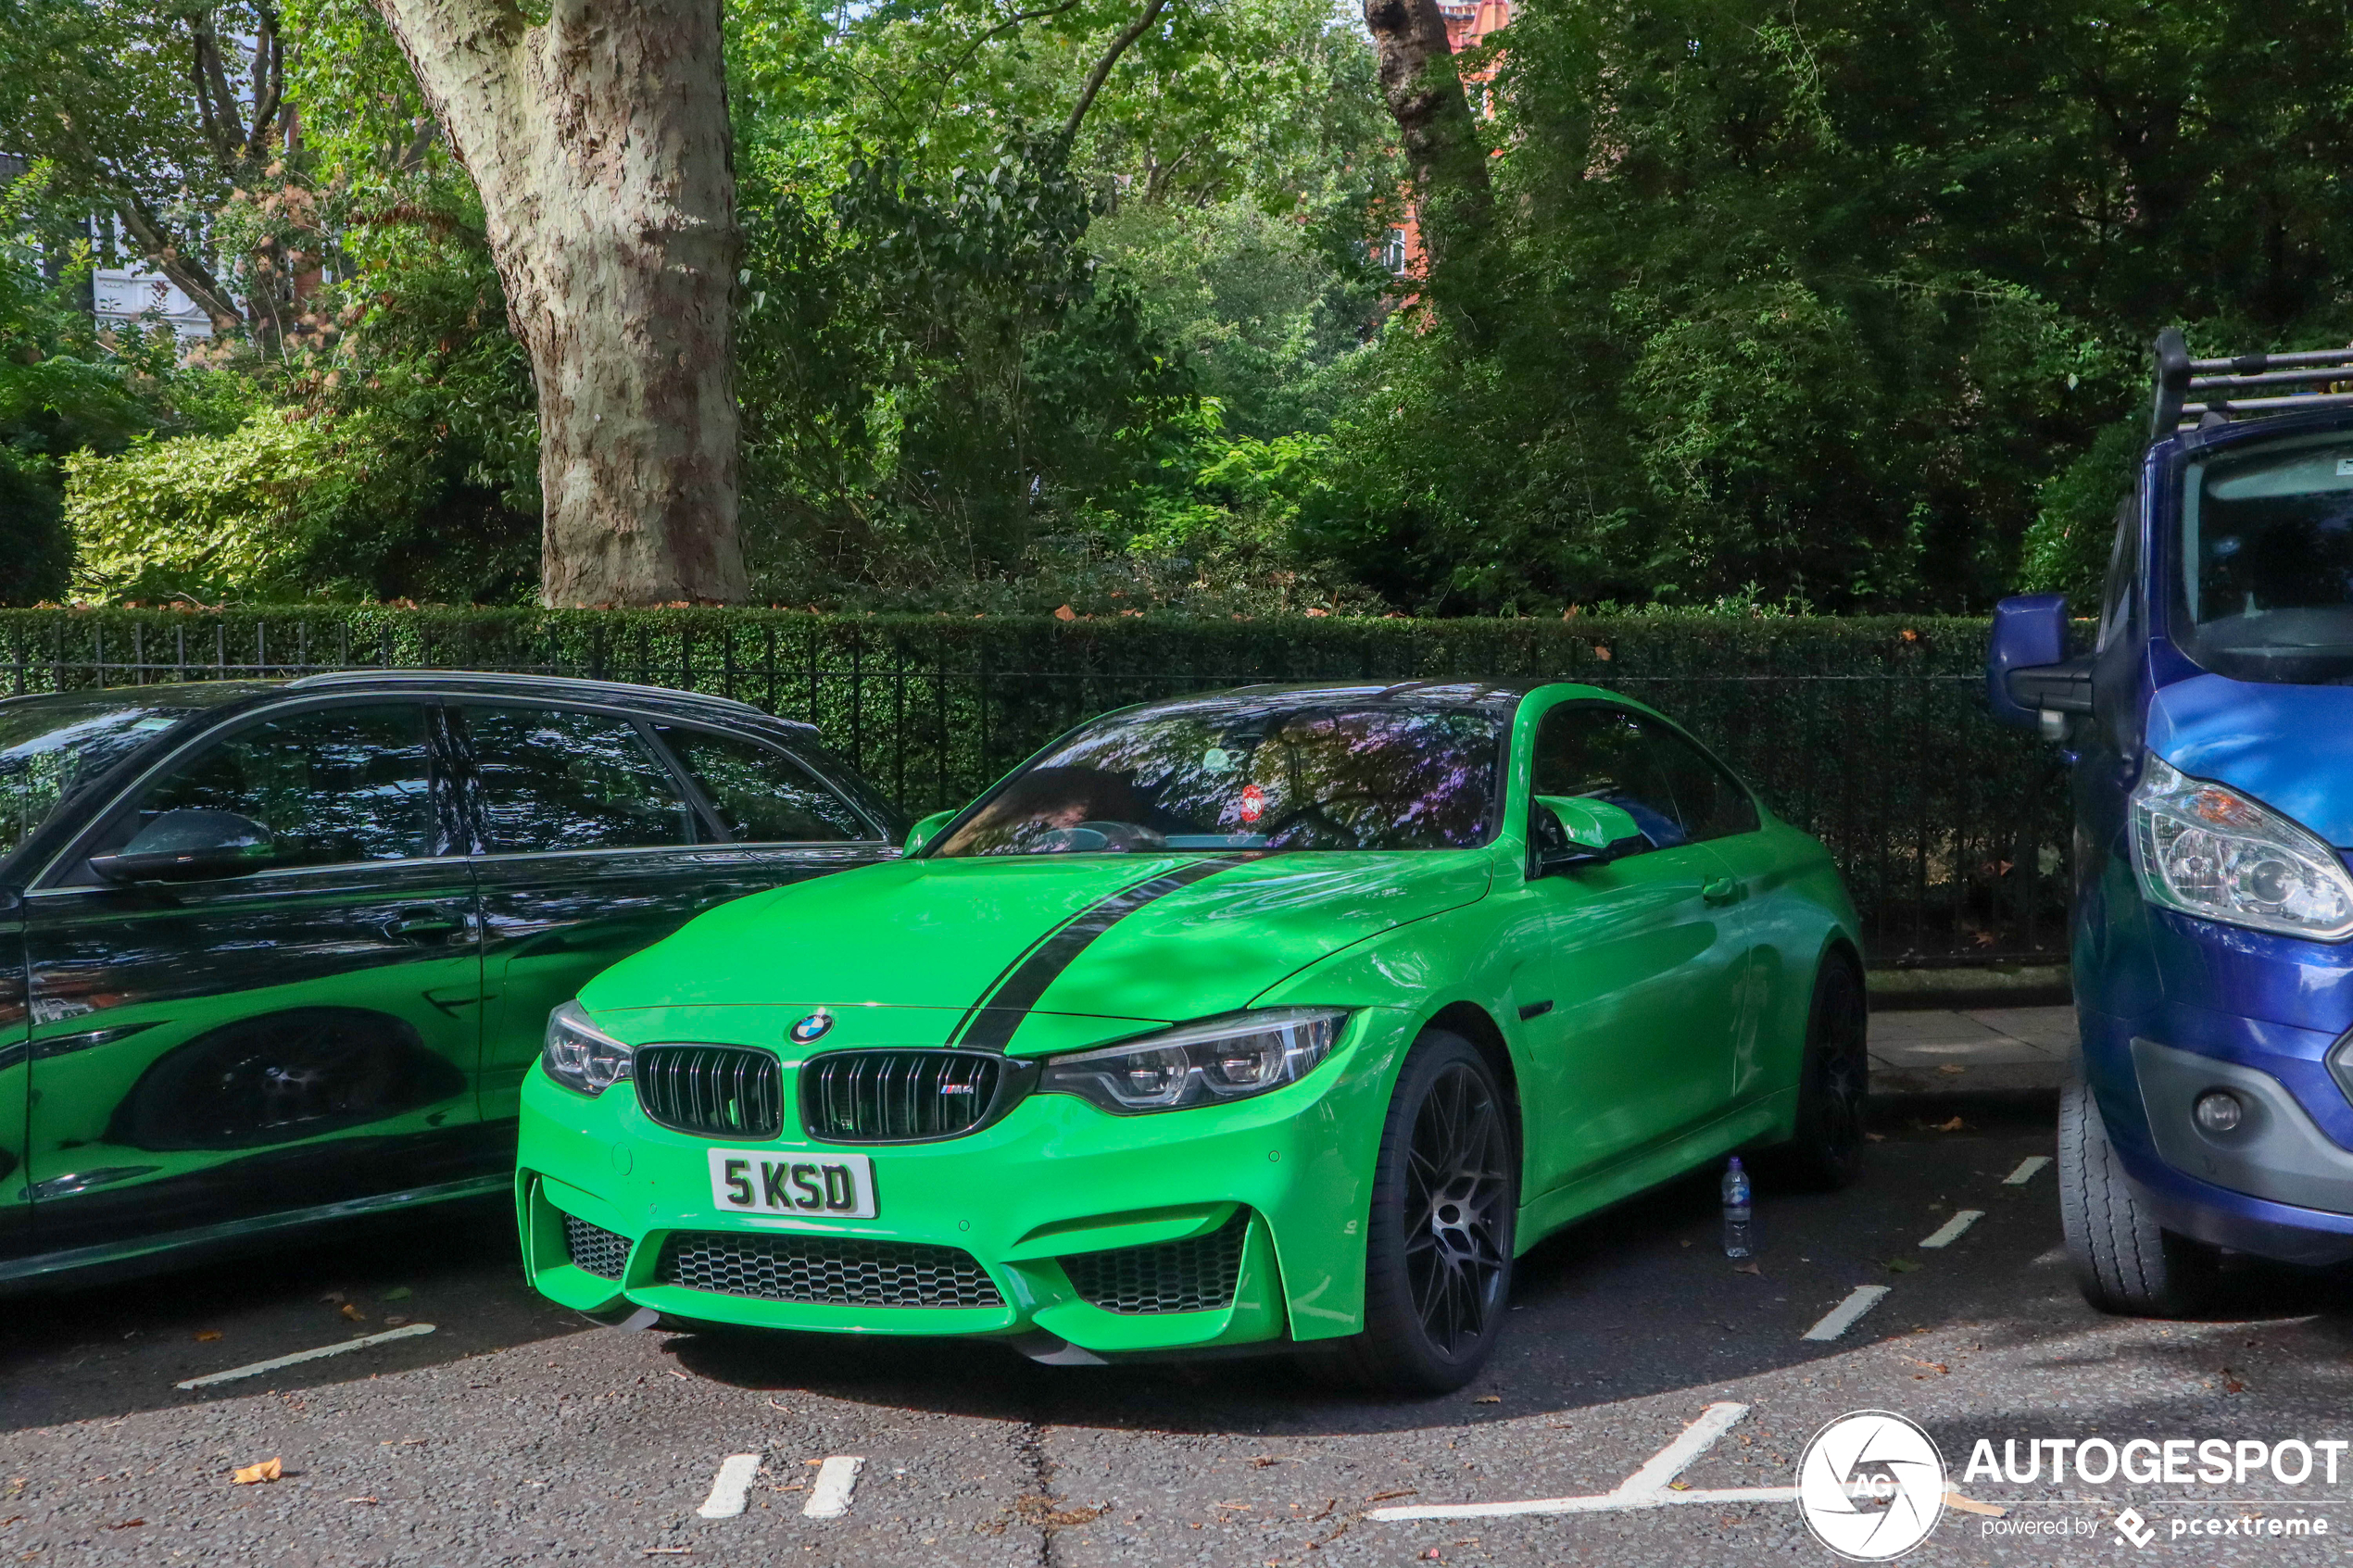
517,681,1868,1391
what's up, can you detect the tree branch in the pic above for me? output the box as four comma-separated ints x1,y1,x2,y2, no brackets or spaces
1061,0,1172,144
245,4,286,159
110,192,245,337
189,14,241,162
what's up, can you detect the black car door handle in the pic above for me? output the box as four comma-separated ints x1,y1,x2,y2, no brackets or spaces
384,909,466,941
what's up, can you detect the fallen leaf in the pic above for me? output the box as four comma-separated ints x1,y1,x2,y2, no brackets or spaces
1936,1064,1967,1075
1472,1395,1501,1404
1886,1259,1921,1273
231,1458,283,1486
1865,1132,1887,1142
384,1316,408,1327
195,1330,223,1343
642,1550,693,1558
1935,1116,1965,1132
1052,604,1076,622
1733,1261,1762,1275
1907,1360,1949,1374
344,1497,378,1506
340,1303,365,1322
1366,1489,1416,1503
379,1286,411,1301
104,1519,144,1530
320,1292,345,1304
1943,1491,2007,1518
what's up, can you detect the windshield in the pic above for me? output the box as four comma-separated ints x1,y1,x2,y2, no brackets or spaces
929,697,1506,858
0,686,262,872
2179,430,2353,683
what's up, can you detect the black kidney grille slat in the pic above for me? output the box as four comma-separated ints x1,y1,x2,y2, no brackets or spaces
800,1050,1005,1143
660,1231,1001,1308
635,1046,782,1138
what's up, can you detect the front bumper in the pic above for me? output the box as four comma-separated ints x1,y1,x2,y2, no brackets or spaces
514,1010,1413,1352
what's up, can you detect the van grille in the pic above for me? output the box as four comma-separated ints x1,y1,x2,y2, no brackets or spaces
635,1046,783,1138
658,1231,1002,1308
1060,1210,1251,1314
800,1050,1009,1143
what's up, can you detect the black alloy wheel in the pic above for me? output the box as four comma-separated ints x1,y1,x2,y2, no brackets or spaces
1304,1028,1517,1394
1763,954,1869,1190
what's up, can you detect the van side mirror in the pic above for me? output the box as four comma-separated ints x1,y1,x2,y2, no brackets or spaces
1987,594,2092,737
89,809,276,884
903,808,957,854
1531,795,1649,877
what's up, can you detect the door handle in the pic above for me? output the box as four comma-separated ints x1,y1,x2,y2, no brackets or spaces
384,908,466,942
1702,876,1741,905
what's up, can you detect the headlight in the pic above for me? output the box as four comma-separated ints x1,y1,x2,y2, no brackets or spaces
1038,1008,1348,1114
2130,756,2353,939
543,1000,634,1096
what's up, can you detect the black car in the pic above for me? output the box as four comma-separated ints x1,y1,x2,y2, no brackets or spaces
0,671,905,1288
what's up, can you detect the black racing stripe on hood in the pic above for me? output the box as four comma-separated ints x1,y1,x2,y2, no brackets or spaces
950,858,1251,1052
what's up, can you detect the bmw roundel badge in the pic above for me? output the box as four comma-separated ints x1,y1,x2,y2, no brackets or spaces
789,1010,834,1044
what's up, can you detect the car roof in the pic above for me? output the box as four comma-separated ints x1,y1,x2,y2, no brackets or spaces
281,670,798,727
1161,680,1537,715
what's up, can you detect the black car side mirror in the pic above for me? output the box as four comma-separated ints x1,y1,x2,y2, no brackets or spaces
90,809,278,884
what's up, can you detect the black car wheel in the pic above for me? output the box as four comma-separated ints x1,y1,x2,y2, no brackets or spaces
1763,954,1869,1190
1305,1028,1517,1394
2058,1073,2221,1316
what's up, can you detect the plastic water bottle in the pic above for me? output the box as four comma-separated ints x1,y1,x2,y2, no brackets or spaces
1722,1156,1754,1258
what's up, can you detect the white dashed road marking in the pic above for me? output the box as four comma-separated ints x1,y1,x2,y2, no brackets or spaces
1368,1402,1794,1521
803,1456,864,1519
1800,1285,1891,1342
2003,1156,2051,1185
697,1454,763,1520
1919,1209,1984,1248
173,1323,438,1389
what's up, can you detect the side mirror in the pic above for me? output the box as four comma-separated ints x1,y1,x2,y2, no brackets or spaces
903,808,957,854
1986,594,2092,737
89,809,276,884
1532,795,1649,876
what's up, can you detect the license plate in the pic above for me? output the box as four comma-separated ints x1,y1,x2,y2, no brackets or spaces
708,1148,877,1219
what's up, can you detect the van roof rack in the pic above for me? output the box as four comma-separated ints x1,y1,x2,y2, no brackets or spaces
2150,327,2353,438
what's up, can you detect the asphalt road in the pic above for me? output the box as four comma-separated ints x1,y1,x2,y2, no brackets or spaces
4,1089,2350,1567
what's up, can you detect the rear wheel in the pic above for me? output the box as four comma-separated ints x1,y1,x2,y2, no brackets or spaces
1303,1029,1517,1395
2058,1073,2220,1315
1761,954,1869,1190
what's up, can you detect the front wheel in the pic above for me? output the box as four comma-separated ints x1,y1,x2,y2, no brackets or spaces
1304,1029,1517,1395
2057,1074,2220,1316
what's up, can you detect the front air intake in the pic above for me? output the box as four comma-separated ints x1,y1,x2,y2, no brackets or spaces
1059,1209,1251,1313
658,1231,1003,1308
799,1049,1020,1143
563,1213,632,1280
635,1046,783,1139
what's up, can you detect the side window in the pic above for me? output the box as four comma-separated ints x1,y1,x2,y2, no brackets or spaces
654,726,864,844
460,707,697,852
1643,721,1759,842
104,703,443,872
1530,706,1688,849
2097,495,2139,653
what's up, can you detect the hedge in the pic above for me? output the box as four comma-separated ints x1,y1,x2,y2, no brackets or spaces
0,606,2067,965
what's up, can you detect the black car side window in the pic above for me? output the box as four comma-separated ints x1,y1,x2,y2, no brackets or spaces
459,706,698,852
101,703,445,872
653,726,863,843
1643,720,1761,842
1530,706,1688,849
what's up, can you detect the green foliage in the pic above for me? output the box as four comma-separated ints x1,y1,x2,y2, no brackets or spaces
2018,419,2147,603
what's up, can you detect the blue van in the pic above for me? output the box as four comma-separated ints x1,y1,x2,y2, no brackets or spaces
1989,331,2353,1313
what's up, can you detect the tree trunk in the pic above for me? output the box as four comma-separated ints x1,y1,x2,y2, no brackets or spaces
1362,0,1491,269
371,0,748,606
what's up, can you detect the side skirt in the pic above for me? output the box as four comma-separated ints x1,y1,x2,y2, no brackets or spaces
1514,1095,1793,1253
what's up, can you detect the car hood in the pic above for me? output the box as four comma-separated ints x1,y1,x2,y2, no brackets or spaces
582,850,1491,1052
2148,672,2353,847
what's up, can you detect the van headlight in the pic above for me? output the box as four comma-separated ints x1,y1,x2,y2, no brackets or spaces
2130,756,2353,939
543,1000,635,1095
1038,1009,1348,1113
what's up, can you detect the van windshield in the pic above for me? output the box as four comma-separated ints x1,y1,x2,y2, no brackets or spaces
2180,431,2353,684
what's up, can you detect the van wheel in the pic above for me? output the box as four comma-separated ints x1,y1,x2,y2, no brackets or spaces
1301,1029,1516,1395
2058,1074,2220,1315
1760,954,1869,1190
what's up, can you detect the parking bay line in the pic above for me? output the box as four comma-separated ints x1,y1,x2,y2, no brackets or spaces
1919,1209,1984,1249
173,1323,437,1390
697,1454,763,1520
1368,1402,1797,1521
803,1456,864,1519
2004,1156,2051,1185
1799,1285,1890,1342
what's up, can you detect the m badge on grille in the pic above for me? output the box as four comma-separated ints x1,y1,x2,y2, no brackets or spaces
789,1010,834,1043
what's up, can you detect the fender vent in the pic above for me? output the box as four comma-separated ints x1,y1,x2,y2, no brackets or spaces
1059,1209,1250,1314
563,1213,632,1281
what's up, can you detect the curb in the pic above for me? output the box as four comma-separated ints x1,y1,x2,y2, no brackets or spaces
1869,965,2071,1012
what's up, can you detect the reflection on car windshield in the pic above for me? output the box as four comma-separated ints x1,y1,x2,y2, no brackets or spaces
930,699,1503,857
0,688,258,866
2182,431,2353,683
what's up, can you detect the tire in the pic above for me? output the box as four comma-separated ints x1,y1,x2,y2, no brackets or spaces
1302,1029,1517,1395
2057,1073,2220,1316
1760,954,1869,1190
